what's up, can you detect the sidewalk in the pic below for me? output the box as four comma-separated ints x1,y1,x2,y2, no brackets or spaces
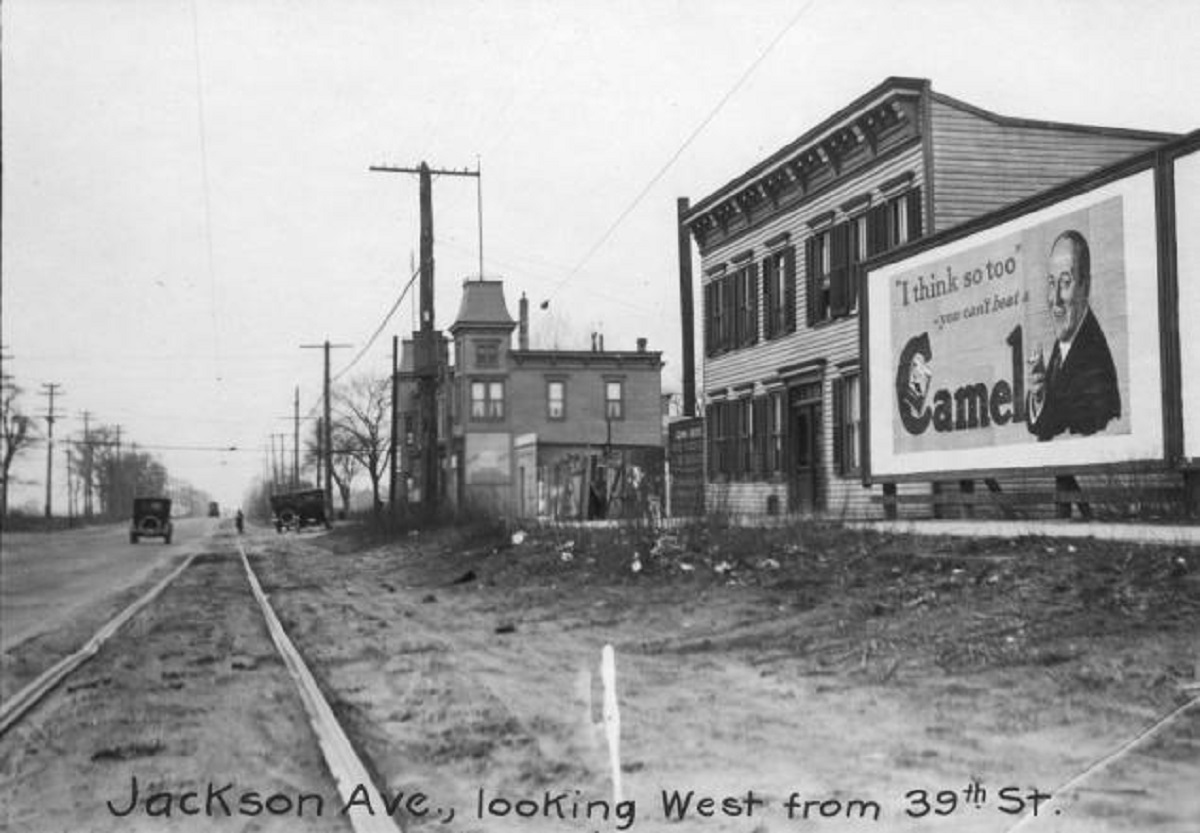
852,518,1200,546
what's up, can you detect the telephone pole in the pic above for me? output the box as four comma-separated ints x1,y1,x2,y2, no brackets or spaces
389,335,400,511
80,410,94,517
301,341,351,521
293,386,301,490
369,160,480,514
41,383,62,519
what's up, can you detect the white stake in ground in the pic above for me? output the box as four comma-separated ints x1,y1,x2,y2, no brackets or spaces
601,644,622,805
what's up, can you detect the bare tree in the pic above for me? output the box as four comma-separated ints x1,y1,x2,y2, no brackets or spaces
328,421,360,517
333,375,392,513
1,384,38,517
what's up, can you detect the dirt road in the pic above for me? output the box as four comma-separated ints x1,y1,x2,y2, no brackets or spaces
1,519,211,654
249,522,1198,833
0,527,348,832
1,519,1196,832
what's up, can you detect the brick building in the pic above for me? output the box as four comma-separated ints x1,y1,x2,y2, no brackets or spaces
397,280,665,518
681,77,1174,516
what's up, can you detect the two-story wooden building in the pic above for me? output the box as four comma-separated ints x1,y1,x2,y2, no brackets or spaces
398,280,665,518
682,77,1175,517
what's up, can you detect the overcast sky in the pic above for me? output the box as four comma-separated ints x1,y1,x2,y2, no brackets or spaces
4,0,1199,509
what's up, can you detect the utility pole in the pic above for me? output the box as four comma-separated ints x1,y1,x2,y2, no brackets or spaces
677,197,697,417
66,446,75,526
41,383,62,519
301,341,351,522
389,335,399,511
293,387,300,490
80,410,94,517
315,417,323,490
369,160,480,514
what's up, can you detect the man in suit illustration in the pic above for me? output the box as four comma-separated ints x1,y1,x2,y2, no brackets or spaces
1027,230,1121,441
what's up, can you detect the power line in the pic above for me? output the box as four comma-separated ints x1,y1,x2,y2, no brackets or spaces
189,0,222,382
332,264,421,382
61,438,260,453
541,0,820,306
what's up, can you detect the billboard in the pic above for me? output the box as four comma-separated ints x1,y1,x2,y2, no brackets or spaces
1175,147,1200,463
866,170,1164,478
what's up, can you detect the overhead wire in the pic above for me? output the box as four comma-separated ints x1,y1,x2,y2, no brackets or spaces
332,264,420,383
189,0,222,383
541,0,820,307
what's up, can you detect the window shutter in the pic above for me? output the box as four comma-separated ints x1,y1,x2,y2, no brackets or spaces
868,203,890,255
784,246,797,334
907,187,924,241
704,283,713,356
730,401,742,478
705,403,715,477
848,221,862,312
749,262,760,345
831,377,845,475
830,223,851,317
755,396,768,474
721,276,733,350
804,237,818,327
761,257,775,339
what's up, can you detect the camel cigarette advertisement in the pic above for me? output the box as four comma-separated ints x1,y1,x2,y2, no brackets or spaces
1174,146,1200,461
867,170,1164,478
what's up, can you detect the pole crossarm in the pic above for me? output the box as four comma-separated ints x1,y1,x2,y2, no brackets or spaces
369,165,479,178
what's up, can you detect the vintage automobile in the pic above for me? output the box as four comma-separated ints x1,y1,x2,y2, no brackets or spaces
130,497,173,544
207,501,220,518
269,489,331,533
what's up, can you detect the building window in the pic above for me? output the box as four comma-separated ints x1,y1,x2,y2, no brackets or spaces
762,247,796,340
605,380,624,420
767,390,785,473
737,397,754,477
806,230,832,324
869,187,923,254
470,380,505,421
547,380,565,420
849,213,869,313
706,401,730,478
475,341,500,368
704,262,759,356
833,373,862,475
806,188,922,327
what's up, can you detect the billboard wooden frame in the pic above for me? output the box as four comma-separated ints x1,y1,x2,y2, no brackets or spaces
859,130,1200,486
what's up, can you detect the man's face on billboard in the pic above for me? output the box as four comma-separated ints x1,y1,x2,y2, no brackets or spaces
1047,239,1088,343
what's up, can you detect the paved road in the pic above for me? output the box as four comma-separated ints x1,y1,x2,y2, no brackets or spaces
0,518,217,652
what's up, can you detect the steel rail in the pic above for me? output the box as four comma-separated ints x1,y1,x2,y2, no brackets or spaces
0,553,197,737
237,539,404,833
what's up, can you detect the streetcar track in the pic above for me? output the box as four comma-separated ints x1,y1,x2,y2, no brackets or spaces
0,551,198,737
1,533,358,832
237,538,404,833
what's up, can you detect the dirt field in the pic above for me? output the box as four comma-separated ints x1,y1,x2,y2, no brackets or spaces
248,520,1199,833
1,519,1196,832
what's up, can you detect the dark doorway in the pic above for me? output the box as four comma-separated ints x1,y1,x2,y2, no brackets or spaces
788,382,822,513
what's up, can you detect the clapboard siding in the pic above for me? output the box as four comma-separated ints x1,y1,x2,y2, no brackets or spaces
702,144,926,515
703,145,925,394
930,98,1170,232
696,80,1176,519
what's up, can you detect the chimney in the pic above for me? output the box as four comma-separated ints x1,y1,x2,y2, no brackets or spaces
519,293,529,350
599,333,604,352
637,337,647,353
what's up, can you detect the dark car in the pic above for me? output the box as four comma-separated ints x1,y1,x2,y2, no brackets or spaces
130,497,173,544
208,501,220,518
269,489,330,533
